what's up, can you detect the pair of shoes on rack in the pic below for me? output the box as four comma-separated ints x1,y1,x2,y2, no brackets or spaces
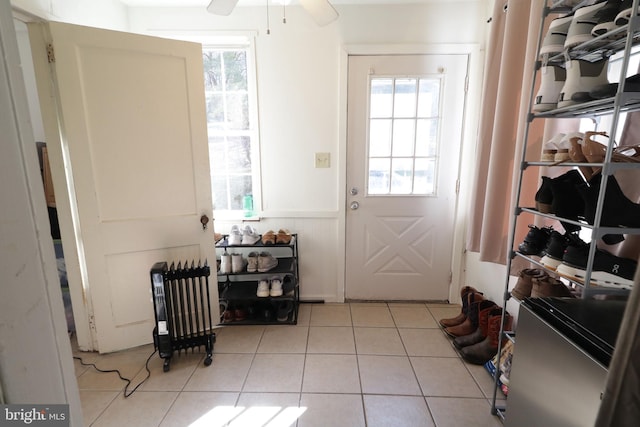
556,234,637,288
261,229,293,245
228,225,261,245
219,253,248,273
534,58,610,112
541,132,585,162
535,169,586,232
257,276,284,297
247,251,279,273
511,268,575,300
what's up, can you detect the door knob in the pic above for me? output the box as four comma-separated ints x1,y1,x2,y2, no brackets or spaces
350,201,360,210
200,214,210,230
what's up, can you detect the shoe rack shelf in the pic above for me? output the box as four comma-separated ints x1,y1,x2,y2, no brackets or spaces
215,234,299,325
491,0,640,421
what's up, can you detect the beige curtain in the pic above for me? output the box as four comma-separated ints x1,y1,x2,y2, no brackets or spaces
467,0,578,266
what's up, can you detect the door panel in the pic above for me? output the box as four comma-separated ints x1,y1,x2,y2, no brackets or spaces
346,54,467,301
28,22,217,352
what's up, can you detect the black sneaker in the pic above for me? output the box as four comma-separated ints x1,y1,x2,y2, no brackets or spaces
540,231,570,270
557,238,637,289
518,225,553,256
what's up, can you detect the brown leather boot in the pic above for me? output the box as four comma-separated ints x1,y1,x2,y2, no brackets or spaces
511,268,547,300
439,286,482,328
531,275,574,298
453,300,498,349
460,308,513,365
444,295,488,338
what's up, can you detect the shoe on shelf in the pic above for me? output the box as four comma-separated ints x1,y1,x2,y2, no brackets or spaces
540,230,570,271
257,280,270,297
241,225,261,245
276,229,292,244
270,276,283,297
518,225,553,256
439,286,482,328
276,300,294,322
533,65,567,112
578,172,640,229
258,251,279,272
591,0,626,37
231,253,247,273
247,252,259,273
234,308,247,321
282,275,296,296
548,169,587,233
531,275,574,298
554,132,584,161
511,268,548,300
558,58,609,109
564,1,609,48
557,240,637,289
262,230,276,245
220,253,232,274
539,14,573,57
228,225,243,245
615,0,639,25
541,133,566,161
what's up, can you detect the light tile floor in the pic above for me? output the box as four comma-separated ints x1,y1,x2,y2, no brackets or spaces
74,303,504,426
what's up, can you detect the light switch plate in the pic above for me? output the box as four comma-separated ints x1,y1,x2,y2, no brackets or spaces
315,152,331,168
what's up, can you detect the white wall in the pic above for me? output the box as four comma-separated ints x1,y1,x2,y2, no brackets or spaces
128,2,489,302
12,0,493,305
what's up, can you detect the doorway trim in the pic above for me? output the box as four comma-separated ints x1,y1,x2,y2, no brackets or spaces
338,43,483,304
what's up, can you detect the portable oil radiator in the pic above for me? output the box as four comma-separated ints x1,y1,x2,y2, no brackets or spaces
150,260,216,372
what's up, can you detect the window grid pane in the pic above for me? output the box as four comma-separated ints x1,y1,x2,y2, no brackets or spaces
204,46,255,211
367,76,441,196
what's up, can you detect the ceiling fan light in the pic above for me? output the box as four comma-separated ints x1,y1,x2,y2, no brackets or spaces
207,0,240,16
299,0,339,26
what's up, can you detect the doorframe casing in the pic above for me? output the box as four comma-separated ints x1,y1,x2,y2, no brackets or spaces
338,44,484,304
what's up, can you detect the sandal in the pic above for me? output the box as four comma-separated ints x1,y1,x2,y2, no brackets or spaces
276,229,292,244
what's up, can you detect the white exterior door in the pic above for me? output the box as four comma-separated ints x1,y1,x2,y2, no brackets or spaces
345,54,467,301
28,22,217,353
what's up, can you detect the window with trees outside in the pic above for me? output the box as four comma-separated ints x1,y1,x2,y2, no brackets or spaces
203,39,260,217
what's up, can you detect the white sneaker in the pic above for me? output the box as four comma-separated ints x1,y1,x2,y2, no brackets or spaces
557,58,609,109
219,253,232,274
241,225,261,245
533,65,566,112
541,133,565,161
247,252,259,273
258,252,278,272
257,280,270,297
270,276,283,297
228,225,242,245
539,14,573,57
565,1,608,48
231,253,247,273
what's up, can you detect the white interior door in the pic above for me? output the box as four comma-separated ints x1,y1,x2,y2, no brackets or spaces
28,21,217,353
345,54,467,301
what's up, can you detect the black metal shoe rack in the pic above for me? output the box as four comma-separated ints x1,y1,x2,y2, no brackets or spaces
491,0,640,421
215,233,300,325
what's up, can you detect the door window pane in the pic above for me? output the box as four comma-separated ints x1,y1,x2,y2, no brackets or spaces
367,76,442,196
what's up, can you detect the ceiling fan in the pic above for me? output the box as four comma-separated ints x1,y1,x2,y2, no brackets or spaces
207,0,339,27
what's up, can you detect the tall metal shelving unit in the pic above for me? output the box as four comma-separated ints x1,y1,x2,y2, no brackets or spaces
490,0,640,420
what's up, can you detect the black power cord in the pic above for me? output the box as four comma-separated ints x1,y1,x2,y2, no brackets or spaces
73,349,157,398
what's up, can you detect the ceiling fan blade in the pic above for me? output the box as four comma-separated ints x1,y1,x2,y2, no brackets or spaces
207,0,239,16
299,0,339,26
